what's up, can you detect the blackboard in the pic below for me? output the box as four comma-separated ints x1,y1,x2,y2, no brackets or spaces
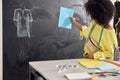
3,0,91,80
3,0,92,62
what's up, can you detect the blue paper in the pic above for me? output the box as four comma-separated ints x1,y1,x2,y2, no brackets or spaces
58,7,74,29
98,61,119,70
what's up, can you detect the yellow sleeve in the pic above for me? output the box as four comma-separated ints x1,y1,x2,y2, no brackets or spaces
80,26,88,38
93,51,113,60
80,20,95,38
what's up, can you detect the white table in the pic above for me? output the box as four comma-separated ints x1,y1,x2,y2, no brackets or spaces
29,59,120,80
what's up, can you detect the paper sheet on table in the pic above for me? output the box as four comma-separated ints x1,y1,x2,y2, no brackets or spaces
78,59,103,68
98,61,119,70
58,7,74,29
65,72,92,80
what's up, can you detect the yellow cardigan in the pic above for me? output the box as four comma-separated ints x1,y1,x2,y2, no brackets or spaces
80,20,118,60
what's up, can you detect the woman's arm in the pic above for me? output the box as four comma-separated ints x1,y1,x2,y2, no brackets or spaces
71,17,83,31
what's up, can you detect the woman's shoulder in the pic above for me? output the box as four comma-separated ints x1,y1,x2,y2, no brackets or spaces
95,22,115,31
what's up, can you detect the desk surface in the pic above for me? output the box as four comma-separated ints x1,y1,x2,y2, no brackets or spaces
29,59,120,80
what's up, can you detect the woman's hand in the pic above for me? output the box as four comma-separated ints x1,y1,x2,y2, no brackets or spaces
85,53,94,59
70,17,82,31
70,17,76,24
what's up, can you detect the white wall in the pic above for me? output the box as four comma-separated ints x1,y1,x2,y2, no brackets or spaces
0,0,2,79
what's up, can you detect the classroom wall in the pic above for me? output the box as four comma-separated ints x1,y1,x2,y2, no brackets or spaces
4,0,116,67
3,0,90,64
3,0,91,80
29,0,90,60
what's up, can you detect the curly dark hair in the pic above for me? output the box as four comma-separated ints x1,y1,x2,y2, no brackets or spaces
85,0,115,25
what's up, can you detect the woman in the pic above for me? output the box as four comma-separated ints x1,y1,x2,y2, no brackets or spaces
71,0,118,60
